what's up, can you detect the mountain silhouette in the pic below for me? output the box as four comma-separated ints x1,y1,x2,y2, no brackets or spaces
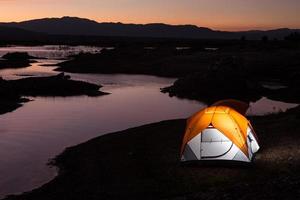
0,25,45,41
0,16,299,40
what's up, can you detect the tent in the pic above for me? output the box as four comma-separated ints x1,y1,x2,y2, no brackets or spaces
180,100,259,163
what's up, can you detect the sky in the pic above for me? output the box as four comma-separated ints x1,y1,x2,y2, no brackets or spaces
0,0,299,31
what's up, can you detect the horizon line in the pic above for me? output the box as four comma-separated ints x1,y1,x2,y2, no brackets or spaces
1,16,299,32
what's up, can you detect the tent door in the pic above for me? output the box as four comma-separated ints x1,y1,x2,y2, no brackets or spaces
200,128,233,159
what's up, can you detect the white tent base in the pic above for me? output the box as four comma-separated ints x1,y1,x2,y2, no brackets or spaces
181,127,259,163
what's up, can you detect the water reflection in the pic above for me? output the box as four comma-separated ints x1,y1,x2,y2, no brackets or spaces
0,67,203,197
0,59,58,80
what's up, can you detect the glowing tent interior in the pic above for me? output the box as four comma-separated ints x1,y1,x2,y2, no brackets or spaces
180,100,260,163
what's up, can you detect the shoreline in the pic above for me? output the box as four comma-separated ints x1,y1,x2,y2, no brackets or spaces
4,106,300,199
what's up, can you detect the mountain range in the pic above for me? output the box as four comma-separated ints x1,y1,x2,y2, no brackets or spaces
0,16,299,40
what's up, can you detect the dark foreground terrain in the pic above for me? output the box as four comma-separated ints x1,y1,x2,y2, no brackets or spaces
4,106,300,200
0,73,108,114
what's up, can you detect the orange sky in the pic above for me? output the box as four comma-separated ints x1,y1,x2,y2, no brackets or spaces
0,0,299,31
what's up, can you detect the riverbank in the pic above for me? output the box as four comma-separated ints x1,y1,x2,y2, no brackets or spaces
4,105,300,200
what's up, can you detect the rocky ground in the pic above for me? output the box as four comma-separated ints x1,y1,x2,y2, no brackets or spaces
4,106,300,200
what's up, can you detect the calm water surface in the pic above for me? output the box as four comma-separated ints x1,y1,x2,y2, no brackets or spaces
0,46,297,197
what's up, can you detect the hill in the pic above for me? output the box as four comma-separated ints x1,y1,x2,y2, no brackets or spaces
0,26,45,41
1,16,299,40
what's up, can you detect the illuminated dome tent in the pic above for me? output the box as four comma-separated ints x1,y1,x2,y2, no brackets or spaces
181,100,260,163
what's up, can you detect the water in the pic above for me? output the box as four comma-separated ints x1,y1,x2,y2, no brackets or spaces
0,77,202,197
247,97,298,116
0,45,298,198
0,45,104,59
